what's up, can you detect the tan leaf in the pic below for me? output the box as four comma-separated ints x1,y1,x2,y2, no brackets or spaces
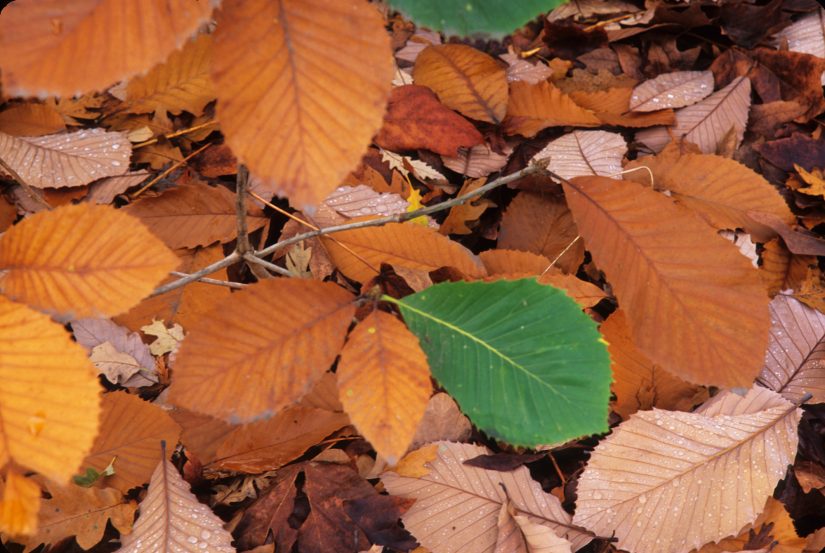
697,497,805,553
116,456,235,553
601,310,708,419
503,81,601,137
0,298,101,482
123,181,267,249
212,0,393,209
495,501,573,553
212,405,349,473
636,76,752,153
413,44,508,124
0,103,66,136
319,184,408,225
629,71,714,111
141,320,184,356
382,442,593,552
0,129,130,189
86,171,150,204
537,272,608,310
500,50,557,85
82,392,181,493
0,204,179,318
442,143,511,178
71,317,156,385
115,245,231,332
0,472,41,537
573,386,801,553
498,192,584,274
321,222,486,284
126,34,215,116
90,342,149,386
410,393,472,451
758,294,825,404
440,178,495,235
168,279,356,422
531,130,626,180
0,0,216,96
19,479,136,552
338,311,432,464
563,176,770,387
396,30,442,64
625,143,794,242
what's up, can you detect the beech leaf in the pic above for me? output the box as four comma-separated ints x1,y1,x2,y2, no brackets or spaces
573,386,801,553
442,143,511,178
0,472,41,537
531,130,626,180
629,71,714,112
503,81,601,137
772,8,825,85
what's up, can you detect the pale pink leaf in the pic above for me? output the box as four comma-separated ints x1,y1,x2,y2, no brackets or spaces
547,0,640,22
310,184,409,228
629,71,714,112
0,128,130,188
395,30,442,64
772,8,825,84
442,143,511,178
86,171,150,204
636,76,751,153
531,130,626,180
499,52,555,85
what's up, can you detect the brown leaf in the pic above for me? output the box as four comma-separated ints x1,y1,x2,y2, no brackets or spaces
212,0,393,209
0,129,130,189
172,408,234,467
602,310,708,419
503,80,601,137
537,272,608,310
629,70,714,111
532,130,626,180
696,496,806,553
0,0,215,96
563,176,770,387
498,192,584,274
72,318,155,383
375,85,483,156
636,76,751,153
440,178,495,235
747,210,825,256
413,44,508,124
568,86,676,128
123,180,267,249
0,103,65,136
759,240,814,296
86,171,150,205
773,7,825,85
338,311,431,464
480,249,553,276
409,393,472,451
168,279,356,422
441,143,511,178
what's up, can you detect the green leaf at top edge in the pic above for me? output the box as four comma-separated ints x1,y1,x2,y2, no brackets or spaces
388,278,611,447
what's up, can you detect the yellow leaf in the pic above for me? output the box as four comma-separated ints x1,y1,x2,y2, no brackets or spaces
0,204,179,318
140,320,184,356
0,471,41,537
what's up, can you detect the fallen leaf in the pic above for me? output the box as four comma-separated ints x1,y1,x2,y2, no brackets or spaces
480,249,553,276
629,70,714,111
212,0,393,209
503,80,601,137
772,7,825,84
409,393,472,451
71,317,155,383
116,455,235,553
500,49,557,85
413,44,508,124
531,130,626,180
141,320,185,356
440,178,495,235
0,103,66,136
441,143,511,178
568,86,676,127
0,472,41,537
395,29,441,64
697,497,806,553
90,342,151,386
338,311,432,464
85,171,150,204
747,210,825,256
573,386,801,553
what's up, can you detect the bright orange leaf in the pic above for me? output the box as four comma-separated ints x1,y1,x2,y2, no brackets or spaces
0,471,41,537
503,81,601,137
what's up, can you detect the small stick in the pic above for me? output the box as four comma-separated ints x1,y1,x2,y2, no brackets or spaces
169,271,247,289
129,143,211,200
235,166,272,280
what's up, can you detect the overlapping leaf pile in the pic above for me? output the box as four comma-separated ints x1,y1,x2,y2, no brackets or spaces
0,1,824,553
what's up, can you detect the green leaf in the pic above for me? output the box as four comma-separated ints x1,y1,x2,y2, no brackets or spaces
387,278,610,446
73,457,116,487
388,0,563,38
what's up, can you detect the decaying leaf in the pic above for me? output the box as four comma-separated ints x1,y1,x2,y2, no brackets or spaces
574,386,801,553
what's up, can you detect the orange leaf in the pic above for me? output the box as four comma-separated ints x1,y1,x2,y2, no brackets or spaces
125,34,215,116
0,103,65,136
503,81,600,137
0,297,101,482
479,249,552,276
413,44,508,124
321,222,486,284
601,310,708,419
375,85,483,156
569,86,676,127
122,180,267,249
168,279,356,422
0,204,179,318
0,471,41,537
0,0,215,96
563,176,770,387
82,392,181,493
338,311,432,464
439,178,494,235
115,245,231,332
212,0,393,209
498,192,584,274
537,272,608,310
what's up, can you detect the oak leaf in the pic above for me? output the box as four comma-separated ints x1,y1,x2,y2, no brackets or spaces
212,0,393,209
169,278,356,422
338,310,432,464
573,387,801,553
563,176,770,387
413,44,508,124
503,81,601,137
0,0,216,96
141,320,184,356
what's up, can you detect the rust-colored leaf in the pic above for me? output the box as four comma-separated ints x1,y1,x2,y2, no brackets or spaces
212,0,393,209
480,249,553,276
168,279,356,422
413,44,508,124
375,85,483,156
563,176,770,387
569,86,676,128
503,81,601,137
440,178,495,235
0,0,216,96
338,311,432,464
0,204,178,318
0,103,65,136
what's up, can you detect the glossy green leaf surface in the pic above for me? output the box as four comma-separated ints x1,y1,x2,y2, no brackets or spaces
390,278,611,446
388,0,562,38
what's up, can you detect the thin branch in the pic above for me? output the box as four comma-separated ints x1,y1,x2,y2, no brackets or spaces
243,253,292,277
0,154,52,210
169,271,247,289
235,165,271,280
151,251,242,296
129,143,211,200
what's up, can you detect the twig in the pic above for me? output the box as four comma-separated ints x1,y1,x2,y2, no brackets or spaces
235,165,272,280
0,154,51,210
133,120,219,149
243,253,292,277
129,143,211,200
170,271,247,289
541,235,581,275
151,162,549,296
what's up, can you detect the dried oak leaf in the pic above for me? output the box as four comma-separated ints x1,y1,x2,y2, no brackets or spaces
236,461,416,553
382,442,593,553
375,85,483,156
563,176,770,387
413,44,508,124
573,386,802,553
